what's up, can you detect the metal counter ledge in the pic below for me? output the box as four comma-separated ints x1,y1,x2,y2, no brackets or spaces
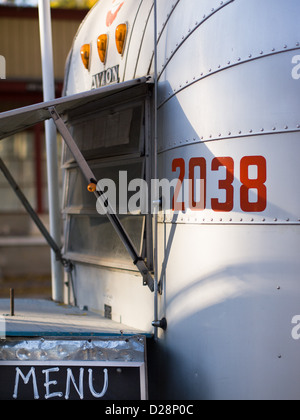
0,299,151,338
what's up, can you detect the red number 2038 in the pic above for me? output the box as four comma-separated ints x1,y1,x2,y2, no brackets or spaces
172,155,267,213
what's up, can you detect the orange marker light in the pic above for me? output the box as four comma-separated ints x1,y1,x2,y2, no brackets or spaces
87,183,97,193
80,44,91,70
97,34,108,64
115,23,127,55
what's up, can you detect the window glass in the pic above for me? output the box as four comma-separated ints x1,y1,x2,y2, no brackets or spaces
63,104,143,164
66,214,145,270
62,96,149,270
64,160,143,212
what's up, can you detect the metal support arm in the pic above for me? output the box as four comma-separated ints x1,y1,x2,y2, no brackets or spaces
49,106,154,292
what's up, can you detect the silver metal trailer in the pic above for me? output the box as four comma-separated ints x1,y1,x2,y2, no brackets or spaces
1,0,300,400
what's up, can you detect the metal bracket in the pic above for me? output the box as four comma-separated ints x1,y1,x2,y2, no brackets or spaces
48,106,154,292
152,318,167,331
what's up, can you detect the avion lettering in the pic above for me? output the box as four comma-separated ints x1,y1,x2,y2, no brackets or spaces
91,65,119,89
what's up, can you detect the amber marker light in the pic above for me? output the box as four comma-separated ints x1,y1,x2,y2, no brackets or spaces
80,44,91,70
97,34,108,64
87,182,97,193
115,23,127,55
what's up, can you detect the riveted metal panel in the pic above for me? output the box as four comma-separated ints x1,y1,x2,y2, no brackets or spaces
157,132,300,225
158,50,300,148
153,0,300,400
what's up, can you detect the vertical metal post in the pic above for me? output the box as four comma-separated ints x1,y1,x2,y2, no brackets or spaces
34,124,43,214
10,288,14,317
38,0,64,302
153,0,159,340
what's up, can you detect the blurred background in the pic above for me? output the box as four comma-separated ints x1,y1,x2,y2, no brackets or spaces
0,0,94,298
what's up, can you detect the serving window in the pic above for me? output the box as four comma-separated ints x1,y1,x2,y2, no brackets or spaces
62,93,153,272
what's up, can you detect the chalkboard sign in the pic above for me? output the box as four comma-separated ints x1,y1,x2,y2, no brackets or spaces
0,363,144,400
0,337,147,401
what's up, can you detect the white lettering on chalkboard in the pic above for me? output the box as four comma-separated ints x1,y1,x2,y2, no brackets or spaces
43,368,63,399
89,368,108,398
65,368,84,400
13,367,39,400
12,367,109,400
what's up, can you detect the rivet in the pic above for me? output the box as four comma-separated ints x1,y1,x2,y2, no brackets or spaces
261,128,264,132
296,42,300,47
249,54,252,58
274,218,278,222
285,126,288,130
237,57,241,61
284,45,287,49
260,50,264,54
249,129,253,133
272,127,276,131
297,125,300,129
228,132,231,136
